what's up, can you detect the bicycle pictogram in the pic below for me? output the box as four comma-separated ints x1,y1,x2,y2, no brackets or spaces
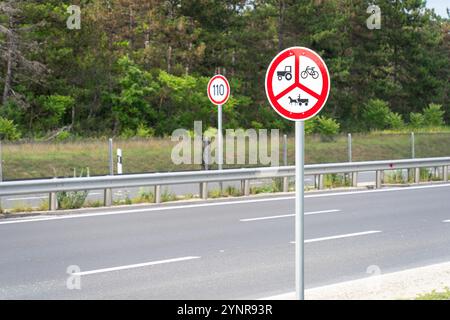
301,66,319,79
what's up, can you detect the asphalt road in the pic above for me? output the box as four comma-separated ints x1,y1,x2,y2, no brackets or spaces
0,171,376,210
1,182,449,299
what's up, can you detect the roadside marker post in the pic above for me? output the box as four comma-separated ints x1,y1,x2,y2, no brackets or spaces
265,47,330,300
117,148,123,175
207,74,230,172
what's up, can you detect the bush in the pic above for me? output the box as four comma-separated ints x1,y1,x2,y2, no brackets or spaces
386,112,405,129
315,116,340,141
57,191,88,209
0,117,21,141
120,128,136,139
55,131,71,141
409,112,425,128
40,95,74,130
362,99,391,130
423,103,444,126
136,123,155,138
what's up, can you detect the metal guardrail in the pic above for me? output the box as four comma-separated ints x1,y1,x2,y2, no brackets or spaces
0,157,449,210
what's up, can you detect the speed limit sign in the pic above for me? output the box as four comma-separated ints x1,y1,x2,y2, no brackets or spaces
207,75,230,106
207,74,230,173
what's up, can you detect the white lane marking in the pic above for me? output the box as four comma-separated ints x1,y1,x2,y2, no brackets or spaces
2,183,450,225
240,209,341,222
290,230,382,244
73,256,200,276
5,196,47,201
443,220,450,223
0,196,296,225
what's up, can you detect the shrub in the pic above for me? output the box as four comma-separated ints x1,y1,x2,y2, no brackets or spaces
409,112,425,128
362,99,391,130
423,103,444,126
386,112,405,129
120,128,136,139
204,127,218,139
0,117,21,141
55,131,71,141
136,123,155,138
57,191,88,209
40,95,74,130
315,116,340,141
250,121,263,130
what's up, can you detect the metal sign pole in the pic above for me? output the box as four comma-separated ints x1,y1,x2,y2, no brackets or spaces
218,104,223,171
295,120,305,300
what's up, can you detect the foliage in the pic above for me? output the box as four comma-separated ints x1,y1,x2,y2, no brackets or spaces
386,112,405,129
38,95,75,131
423,104,445,127
57,190,88,210
362,99,392,130
315,116,340,141
0,0,447,137
416,287,450,300
0,117,21,141
409,112,425,128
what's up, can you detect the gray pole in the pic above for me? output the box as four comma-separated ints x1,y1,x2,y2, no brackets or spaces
0,141,2,211
283,134,288,166
104,138,114,206
108,138,114,175
411,132,415,159
348,133,352,162
295,121,305,300
0,140,3,182
218,104,223,170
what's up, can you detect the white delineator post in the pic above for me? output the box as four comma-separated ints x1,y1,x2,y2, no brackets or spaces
117,148,123,175
295,121,305,300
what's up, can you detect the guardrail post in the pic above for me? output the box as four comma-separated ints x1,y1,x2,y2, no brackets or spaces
283,134,288,192
244,180,250,196
103,188,112,207
201,137,210,200
155,185,161,203
200,182,208,199
415,168,420,184
444,166,448,182
49,177,58,211
375,170,382,189
318,174,324,190
352,172,358,187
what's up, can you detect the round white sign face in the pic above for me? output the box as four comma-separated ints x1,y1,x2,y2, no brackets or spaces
207,75,230,106
265,47,330,121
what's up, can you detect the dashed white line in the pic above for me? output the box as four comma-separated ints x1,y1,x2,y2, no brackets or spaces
290,230,382,244
240,209,341,222
73,256,201,276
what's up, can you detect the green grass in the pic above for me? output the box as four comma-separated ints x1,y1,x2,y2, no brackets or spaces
323,173,351,188
416,288,450,300
1,132,450,180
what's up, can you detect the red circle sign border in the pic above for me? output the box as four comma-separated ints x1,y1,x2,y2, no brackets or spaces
265,47,330,121
207,74,230,106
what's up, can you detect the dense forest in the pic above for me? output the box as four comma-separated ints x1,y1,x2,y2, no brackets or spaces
0,0,448,140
